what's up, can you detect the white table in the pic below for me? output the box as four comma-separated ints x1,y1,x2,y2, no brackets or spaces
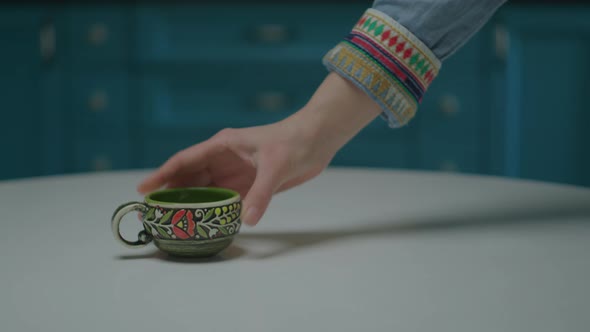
1,168,589,332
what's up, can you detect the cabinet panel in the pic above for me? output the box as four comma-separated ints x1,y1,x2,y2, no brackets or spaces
138,62,326,131
494,7,590,186
70,71,130,138
73,138,131,173
0,72,42,179
0,8,46,179
136,4,364,62
419,31,489,145
67,6,130,63
518,37,589,185
39,68,66,176
0,8,43,67
415,29,493,175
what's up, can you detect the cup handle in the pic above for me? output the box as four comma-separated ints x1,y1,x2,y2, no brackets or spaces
111,202,153,248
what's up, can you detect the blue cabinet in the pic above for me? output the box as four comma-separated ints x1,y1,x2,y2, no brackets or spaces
415,26,493,174
0,7,65,180
136,4,364,63
0,3,588,187
66,6,131,65
491,6,590,186
134,4,366,168
61,7,134,173
0,9,43,180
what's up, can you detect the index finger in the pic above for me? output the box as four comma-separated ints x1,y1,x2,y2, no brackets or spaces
137,139,221,194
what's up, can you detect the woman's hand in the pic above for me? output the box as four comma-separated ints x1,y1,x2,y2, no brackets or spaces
137,72,382,226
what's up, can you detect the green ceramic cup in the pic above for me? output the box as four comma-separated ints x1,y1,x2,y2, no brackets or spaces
111,187,242,257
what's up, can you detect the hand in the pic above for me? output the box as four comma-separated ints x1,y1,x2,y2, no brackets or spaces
137,73,382,226
137,121,333,226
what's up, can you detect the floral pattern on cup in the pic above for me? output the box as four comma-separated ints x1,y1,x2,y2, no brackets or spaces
171,210,196,239
142,203,241,240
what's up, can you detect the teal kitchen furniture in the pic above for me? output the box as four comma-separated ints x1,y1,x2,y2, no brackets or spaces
490,6,590,187
0,3,588,187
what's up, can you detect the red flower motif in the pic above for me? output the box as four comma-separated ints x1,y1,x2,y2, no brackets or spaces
171,210,195,240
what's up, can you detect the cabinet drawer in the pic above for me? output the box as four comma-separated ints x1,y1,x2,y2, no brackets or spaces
71,72,130,138
417,31,489,144
138,62,326,131
0,71,42,179
73,138,131,173
67,6,130,63
136,4,364,62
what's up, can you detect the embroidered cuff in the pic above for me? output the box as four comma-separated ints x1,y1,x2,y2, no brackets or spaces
322,8,442,128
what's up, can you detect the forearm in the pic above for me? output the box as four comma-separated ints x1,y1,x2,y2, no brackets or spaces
285,72,382,154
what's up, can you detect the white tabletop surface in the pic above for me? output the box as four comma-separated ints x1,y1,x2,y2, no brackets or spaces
1,167,589,332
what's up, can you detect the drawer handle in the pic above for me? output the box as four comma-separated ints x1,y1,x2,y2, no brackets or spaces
494,24,510,61
92,155,112,171
252,24,291,44
88,23,109,46
439,94,460,117
88,90,109,112
253,92,289,112
39,19,56,63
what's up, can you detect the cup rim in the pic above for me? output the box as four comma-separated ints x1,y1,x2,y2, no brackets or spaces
144,187,241,209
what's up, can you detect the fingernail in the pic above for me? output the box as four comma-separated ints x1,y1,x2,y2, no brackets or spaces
243,207,259,226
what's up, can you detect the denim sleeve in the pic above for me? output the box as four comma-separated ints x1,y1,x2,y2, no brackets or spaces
373,0,508,60
322,0,507,128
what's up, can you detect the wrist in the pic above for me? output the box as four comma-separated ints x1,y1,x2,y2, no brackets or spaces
289,72,382,152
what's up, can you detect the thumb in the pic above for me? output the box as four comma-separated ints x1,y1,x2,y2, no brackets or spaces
242,163,281,226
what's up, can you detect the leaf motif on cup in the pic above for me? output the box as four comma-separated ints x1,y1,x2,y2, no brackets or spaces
155,225,169,239
196,225,208,238
204,208,214,221
143,223,153,235
158,210,174,225
144,208,156,221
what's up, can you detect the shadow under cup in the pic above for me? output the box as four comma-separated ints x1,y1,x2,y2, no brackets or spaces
111,187,242,257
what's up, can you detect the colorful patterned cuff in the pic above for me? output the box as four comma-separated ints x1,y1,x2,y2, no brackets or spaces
322,8,441,128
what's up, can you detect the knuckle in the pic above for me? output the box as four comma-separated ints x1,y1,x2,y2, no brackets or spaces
216,128,236,139
213,128,240,147
164,158,182,176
